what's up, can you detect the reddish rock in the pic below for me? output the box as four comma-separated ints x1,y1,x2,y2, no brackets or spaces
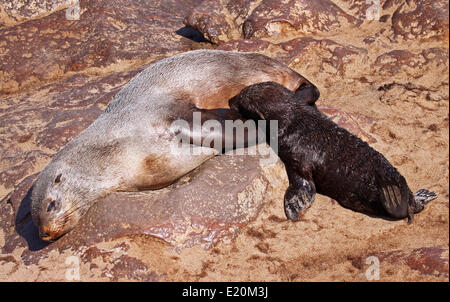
336,0,404,21
374,48,449,77
376,247,449,278
35,108,102,151
391,0,449,41
277,37,368,76
0,0,203,94
184,0,360,43
184,0,260,44
242,0,359,39
375,49,422,75
0,151,49,191
105,254,162,281
184,0,232,44
0,172,45,256
331,0,375,21
80,244,162,281
0,0,76,29
218,36,369,77
217,39,271,52
319,105,377,144
382,0,405,10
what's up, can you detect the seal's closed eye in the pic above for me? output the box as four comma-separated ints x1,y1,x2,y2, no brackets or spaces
47,200,56,212
54,174,62,184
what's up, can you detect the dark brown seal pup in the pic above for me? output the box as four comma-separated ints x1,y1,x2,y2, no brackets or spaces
31,50,319,241
229,81,437,222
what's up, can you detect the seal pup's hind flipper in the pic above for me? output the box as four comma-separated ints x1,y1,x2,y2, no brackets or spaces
412,189,437,213
379,180,437,223
380,184,409,219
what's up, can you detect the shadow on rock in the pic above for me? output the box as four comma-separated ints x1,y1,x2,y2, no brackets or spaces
14,185,51,251
0,173,51,253
175,26,211,43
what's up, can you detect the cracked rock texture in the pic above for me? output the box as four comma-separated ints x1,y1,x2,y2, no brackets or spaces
0,0,448,281
0,0,77,29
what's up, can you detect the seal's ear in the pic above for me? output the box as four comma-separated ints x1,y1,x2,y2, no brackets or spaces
295,82,320,105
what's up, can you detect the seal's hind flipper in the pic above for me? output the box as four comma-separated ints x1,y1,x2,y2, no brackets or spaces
380,184,409,219
413,189,437,213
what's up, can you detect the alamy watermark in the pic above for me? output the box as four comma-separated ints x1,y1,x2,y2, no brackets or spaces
169,112,279,165
366,0,381,21
65,255,80,281
66,0,80,20
365,256,380,280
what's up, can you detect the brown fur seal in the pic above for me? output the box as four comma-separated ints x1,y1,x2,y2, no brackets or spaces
31,50,319,241
229,82,437,222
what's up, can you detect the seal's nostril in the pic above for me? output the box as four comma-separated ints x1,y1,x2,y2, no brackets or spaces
47,200,56,212
39,229,50,238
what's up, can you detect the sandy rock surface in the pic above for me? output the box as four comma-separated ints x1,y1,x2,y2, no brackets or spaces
0,0,448,281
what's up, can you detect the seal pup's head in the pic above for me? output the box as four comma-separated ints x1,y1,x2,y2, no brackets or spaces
229,81,317,121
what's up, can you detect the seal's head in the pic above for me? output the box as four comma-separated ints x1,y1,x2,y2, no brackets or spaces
31,160,96,242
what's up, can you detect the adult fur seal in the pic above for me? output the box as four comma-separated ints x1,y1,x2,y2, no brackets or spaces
229,82,437,222
31,50,320,241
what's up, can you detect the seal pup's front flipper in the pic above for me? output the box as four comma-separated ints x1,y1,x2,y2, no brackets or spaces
284,173,316,221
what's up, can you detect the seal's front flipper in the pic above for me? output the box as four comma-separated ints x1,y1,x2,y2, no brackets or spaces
413,189,437,213
284,177,316,221
380,184,410,219
295,82,320,105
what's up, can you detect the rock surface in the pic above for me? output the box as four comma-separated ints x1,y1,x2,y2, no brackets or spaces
0,0,77,29
0,0,204,95
0,0,448,281
391,0,449,41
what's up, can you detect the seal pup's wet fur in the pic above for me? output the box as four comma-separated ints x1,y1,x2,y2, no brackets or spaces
229,82,437,222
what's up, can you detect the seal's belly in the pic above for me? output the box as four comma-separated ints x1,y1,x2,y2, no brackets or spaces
131,144,218,190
